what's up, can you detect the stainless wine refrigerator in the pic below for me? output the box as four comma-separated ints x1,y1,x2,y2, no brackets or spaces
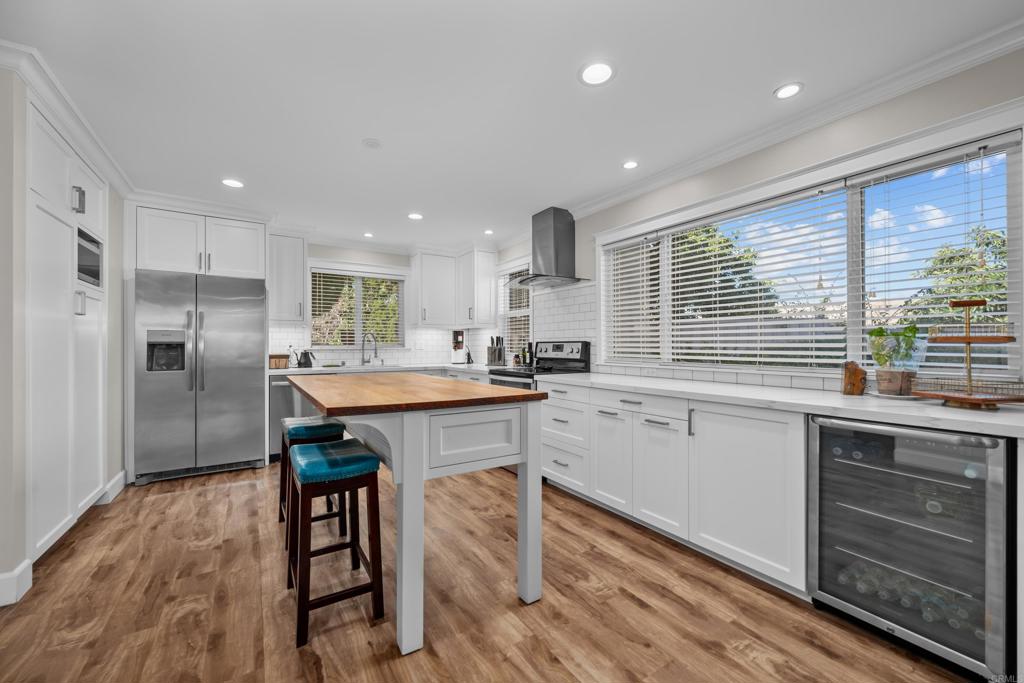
808,416,1013,678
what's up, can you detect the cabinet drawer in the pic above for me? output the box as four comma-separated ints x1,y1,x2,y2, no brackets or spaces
541,399,589,450
538,382,590,404
429,407,521,469
542,442,587,493
591,388,688,421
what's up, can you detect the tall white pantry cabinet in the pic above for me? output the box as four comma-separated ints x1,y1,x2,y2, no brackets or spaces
25,103,109,561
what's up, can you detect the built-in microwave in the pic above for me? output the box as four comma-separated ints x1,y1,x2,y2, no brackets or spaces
77,228,102,289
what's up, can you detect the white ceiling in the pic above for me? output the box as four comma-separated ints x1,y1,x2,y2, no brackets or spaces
2,1,1023,250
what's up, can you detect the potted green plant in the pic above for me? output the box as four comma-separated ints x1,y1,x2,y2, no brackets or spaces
867,325,919,395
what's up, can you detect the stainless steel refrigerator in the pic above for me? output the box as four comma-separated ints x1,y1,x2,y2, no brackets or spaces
134,269,266,482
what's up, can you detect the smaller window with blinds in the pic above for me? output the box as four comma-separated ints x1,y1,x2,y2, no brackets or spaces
310,269,404,347
499,267,532,354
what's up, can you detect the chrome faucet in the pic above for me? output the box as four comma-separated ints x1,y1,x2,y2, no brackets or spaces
361,332,379,365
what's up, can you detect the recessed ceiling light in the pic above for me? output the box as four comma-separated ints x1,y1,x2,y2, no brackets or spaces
221,178,244,188
579,63,614,86
773,82,803,100
362,137,382,149
484,229,494,235
363,232,373,238
408,213,423,220
623,160,638,170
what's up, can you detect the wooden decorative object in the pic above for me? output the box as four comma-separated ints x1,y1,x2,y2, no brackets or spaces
910,299,1022,410
841,361,867,395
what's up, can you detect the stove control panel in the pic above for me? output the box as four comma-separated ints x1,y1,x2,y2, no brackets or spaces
534,341,590,360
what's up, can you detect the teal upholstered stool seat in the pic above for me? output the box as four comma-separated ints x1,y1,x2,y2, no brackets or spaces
282,416,346,442
289,439,381,484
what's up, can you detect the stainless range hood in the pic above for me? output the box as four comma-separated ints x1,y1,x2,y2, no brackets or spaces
511,207,586,287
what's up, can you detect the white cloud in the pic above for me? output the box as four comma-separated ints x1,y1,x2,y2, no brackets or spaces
931,167,949,179
914,204,953,229
826,211,845,222
868,207,896,231
966,158,995,176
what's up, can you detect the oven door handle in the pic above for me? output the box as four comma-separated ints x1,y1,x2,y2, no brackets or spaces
811,416,1002,449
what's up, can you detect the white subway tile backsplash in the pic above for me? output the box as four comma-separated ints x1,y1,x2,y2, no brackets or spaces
762,374,793,388
691,370,715,382
736,373,764,386
790,376,825,391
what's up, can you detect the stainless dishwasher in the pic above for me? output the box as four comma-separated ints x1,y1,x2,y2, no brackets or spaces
808,416,1013,678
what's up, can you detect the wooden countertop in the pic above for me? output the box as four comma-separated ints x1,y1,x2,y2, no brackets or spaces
288,371,548,416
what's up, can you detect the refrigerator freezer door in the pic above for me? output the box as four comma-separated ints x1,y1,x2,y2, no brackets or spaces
196,275,266,468
134,270,198,476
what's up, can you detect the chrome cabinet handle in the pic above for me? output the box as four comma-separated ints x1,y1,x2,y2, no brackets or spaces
552,459,569,467
185,311,195,391
468,306,473,320
199,252,203,271
470,377,480,381
197,311,206,391
551,417,569,424
550,389,567,394
422,307,427,321
271,381,291,387
620,399,642,405
597,409,619,416
687,408,694,436
73,290,87,315
644,418,671,427
297,301,302,317
71,186,85,214
206,252,211,271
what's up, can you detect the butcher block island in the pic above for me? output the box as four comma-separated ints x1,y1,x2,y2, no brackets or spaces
288,372,548,654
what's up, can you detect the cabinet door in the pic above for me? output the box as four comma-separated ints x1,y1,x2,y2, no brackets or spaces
419,253,455,326
455,251,474,327
204,217,266,279
473,251,496,325
29,107,71,210
689,402,806,589
268,234,305,321
27,201,75,559
137,207,205,274
69,160,105,238
72,290,105,514
589,406,633,513
633,413,688,537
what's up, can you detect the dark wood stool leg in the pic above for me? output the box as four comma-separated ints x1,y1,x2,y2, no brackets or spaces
296,485,313,647
286,471,298,589
349,487,360,570
278,435,289,523
325,493,334,513
337,492,347,538
367,474,384,619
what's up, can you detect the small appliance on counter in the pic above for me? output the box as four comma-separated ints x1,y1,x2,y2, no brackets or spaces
488,341,590,389
451,330,468,364
295,350,316,368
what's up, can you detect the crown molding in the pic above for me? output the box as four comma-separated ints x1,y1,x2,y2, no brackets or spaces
0,38,134,197
569,18,1024,220
307,232,415,256
127,189,274,223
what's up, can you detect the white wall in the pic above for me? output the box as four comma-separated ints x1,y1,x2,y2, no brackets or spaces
308,243,410,269
574,47,1024,279
0,68,27,580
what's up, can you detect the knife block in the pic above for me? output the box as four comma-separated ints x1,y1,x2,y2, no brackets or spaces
486,346,505,366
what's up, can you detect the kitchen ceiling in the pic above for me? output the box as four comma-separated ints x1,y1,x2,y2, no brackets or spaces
1,1,1023,249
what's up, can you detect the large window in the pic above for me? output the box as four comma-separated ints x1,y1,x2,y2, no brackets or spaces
499,266,532,355
310,269,404,347
602,132,1022,376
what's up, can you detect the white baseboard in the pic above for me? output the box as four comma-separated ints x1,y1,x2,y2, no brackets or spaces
95,470,126,505
0,559,32,606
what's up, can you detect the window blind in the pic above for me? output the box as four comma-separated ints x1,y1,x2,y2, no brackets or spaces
853,136,1021,375
499,268,531,354
310,270,404,347
603,238,662,361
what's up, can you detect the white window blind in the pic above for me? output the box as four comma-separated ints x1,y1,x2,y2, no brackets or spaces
853,135,1021,375
310,270,404,347
601,130,1022,376
499,267,531,354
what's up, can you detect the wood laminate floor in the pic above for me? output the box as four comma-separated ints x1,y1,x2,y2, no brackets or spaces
0,465,965,682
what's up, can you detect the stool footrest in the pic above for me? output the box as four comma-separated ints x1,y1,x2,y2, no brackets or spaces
309,582,373,611
310,540,354,558
311,510,343,523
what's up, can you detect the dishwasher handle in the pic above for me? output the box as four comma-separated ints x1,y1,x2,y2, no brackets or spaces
811,416,1002,450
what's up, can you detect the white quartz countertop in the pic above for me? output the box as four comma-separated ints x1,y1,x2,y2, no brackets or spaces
268,363,496,377
536,373,1024,439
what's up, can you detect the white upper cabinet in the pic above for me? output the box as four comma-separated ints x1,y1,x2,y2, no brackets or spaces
204,217,266,279
408,252,456,327
268,233,306,321
136,208,266,278
589,406,633,513
633,412,688,538
455,249,496,328
137,207,205,274
29,107,72,209
69,159,105,238
688,402,806,590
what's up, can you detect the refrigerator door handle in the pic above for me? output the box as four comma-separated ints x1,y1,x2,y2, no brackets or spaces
197,310,206,391
185,310,195,391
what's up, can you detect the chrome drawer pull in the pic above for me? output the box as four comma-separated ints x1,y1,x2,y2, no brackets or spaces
619,399,642,405
644,419,670,427
550,389,567,394
597,409,619,416
552,459,569,467
551,417,569,424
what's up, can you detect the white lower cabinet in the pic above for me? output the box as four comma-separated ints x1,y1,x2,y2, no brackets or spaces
588,406,633,513
632,412,688,537
541,441,587,492
688,401,806,590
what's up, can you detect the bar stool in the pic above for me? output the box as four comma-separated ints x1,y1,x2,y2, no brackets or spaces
279,416,349,540
286,438,385,647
